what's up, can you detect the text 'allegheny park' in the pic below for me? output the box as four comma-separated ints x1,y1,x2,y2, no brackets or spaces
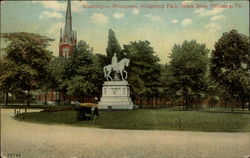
82,3,239,9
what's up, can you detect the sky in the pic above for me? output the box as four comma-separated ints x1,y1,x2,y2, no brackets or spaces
1,0,249,64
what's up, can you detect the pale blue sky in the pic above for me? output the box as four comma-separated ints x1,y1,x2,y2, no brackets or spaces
1,0,249,63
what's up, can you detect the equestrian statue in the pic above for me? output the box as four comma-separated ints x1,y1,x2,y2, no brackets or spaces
103,53,130,81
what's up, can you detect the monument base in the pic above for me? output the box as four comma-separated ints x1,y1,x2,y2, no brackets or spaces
98,81,134,110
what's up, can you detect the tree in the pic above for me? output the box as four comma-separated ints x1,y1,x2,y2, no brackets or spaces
0,32,53,106
0,58,13,106
0,57,5,104
45,56,68,105
168,40,209,109
123,40,162,107
106,29,122,63
210,30,250,111
160,64,177,107
65,40,103,101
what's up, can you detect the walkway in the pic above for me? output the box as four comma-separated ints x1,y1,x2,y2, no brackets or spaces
1,109,249,158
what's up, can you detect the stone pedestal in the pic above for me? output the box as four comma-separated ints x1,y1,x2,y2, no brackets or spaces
98,81,134,110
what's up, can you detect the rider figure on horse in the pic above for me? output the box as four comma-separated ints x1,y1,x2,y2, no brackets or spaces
104,52,129,81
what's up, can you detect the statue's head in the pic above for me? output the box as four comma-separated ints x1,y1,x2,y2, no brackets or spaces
114,53,117,57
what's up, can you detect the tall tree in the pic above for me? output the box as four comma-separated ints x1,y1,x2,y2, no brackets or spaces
168,40,209,109
45,56,68,105
160,64,177,106
123,40,162,107
210,30,250,110
65,40,103,101
106,29,122,63
0,57,5,104
0,32,53,106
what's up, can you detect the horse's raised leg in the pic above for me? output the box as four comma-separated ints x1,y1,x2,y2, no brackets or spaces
106,71,109,81
123,70,128,79
120,70,125,81
107,71,113,81
103,67,108,81
109,76,113,81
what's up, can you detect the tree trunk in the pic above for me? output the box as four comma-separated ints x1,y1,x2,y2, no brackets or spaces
151,97,153,108
146,97,149,108
58,91,61,105
164,96,167,108
63,92,66,105
241,100,244,111
139,97,142,109
248,100,250,111
27,90,30,107
230,98,234,112
151,97,154,108
248,97,250,111
183,94,185,110
44,92,47,106
156,96,158,108
185,94,188,110
5,91,9,106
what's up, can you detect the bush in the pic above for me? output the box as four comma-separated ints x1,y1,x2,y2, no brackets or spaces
41,107,72,112
80,103,97,107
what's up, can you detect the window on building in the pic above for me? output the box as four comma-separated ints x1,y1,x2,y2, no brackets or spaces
63,47,69,58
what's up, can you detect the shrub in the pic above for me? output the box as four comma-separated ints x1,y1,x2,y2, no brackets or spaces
80,103,97,107
41,107,72,112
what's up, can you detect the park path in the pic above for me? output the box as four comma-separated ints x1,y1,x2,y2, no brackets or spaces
1,108,250,158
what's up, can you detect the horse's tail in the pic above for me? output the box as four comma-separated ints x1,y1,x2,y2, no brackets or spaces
103,66,107,78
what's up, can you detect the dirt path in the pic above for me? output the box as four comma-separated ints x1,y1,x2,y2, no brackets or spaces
1,109,249,158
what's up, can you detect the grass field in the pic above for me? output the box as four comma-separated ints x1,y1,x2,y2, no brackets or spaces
15,108,250,132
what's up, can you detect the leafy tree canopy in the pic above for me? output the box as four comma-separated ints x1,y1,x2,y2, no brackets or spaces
0,32,53,98
210,30,250,102
168,40,210,107
65,40,103,97
123,40,161,97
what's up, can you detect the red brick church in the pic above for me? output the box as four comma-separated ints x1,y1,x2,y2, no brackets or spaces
59,0,77,58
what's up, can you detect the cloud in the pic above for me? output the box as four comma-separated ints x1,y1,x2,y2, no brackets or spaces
113,12,124,19
71,1,88,13
195,8,225,17
145,14,161,21
32,1,86,13
132,8,140,15
32,1,65,12
205,22,222,32
211,15,225,21
91,13,109,25
182,18,192,26
171,19,179,24
39,11,63,19
47,22,64,35
45,22,65,56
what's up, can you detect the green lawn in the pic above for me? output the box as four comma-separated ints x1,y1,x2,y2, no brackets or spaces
15,109,250,132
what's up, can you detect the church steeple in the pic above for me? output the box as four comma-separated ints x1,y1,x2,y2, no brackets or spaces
59,0,77,57
63,0,72,42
